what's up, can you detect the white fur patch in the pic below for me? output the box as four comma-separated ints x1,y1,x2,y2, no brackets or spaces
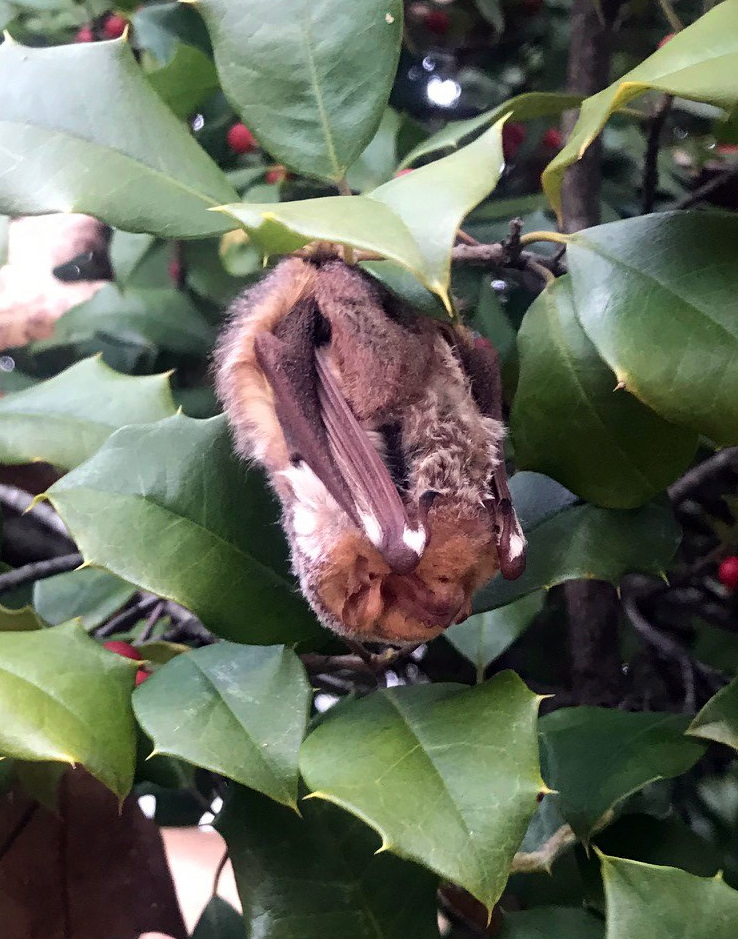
359,511,383,549
507,532,526,560
403,525,426,555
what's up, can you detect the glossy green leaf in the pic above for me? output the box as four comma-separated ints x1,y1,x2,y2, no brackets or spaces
399,92,579,169
219,121,505,307
33,285,213,357
191,896,245,939
0,621,136,798
45,414,321,644
33,567,135,631
543,2,738,218
0,356,176,470
512,276,698,508
688,673,738,752
500,907,604,939
219,784,441,939
134,643,310,807
445,591,545,678
300,673,544,910
345,108,401,192
0,603,46,632
601,854,738,939
567,212,738,446
473,473,681,612
197,0,402,182
143,41,219,119
0,36,237,237
540,708,706,839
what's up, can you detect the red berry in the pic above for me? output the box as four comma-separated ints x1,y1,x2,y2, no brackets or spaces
502,122,526,160
227,122,257,154
425,9,451,35
658,33,675,49
135,668,150,686
266,165,287,185
76,24,93,42
103,640,142,661
168,259,182,283
718,556,738,591
542,127,563,150
104,14,127,38
395,168,414,177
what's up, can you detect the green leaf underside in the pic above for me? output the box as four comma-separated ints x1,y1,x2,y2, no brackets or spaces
0,356,176,470
601,854,738,939
0,37,237,237
197,0,403,182
473,473,681,612
133,643,310,807
191,896,245,939
33,568,136,631
400,91,580,169
219,785,440,939
543,1,738,217
45,414,322,644
688,673,738,751
511,276,698,508
219,121,505,306
0,622,136,798
540,708,706,838
566,212,738,446
300,674,543,910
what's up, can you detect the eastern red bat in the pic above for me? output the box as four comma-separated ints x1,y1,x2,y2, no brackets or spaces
214,253,526,644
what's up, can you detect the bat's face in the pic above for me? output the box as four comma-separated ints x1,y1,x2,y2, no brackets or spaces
315,499,498,643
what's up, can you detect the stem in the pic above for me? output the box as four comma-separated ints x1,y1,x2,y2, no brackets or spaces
674,164,738,210
518,230,569,248
642,95,673,214
0,553,83,595
658,0,683,31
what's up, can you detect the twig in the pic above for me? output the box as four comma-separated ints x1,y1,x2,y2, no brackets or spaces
674,164,738,210
0,553,83,595
0,485,71,541
668,448,738,504
658,0,683,32
137,600,165,645
96,595,161,639
642,95,673,214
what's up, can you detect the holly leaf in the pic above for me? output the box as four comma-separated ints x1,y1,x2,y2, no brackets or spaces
191,897,245,939
197,0,402,183
567,212,738,446
473,473,681,612
540,708,706,839
133,643,310,807
143,41,219,120
219,784,441,939
45,414,322,644
33,568,135,631
0,356,176,470
0,36,237,237
543,2,738,218
600,854,738,939
511,276,698,508
500,906,604,939
687,673,738,752
0,621,137,798
300,673,544,911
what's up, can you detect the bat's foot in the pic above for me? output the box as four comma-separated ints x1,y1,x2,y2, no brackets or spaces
342,638,421,675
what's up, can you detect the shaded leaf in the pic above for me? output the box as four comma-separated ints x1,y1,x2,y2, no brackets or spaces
300,673,543,910
345,108,402,192
0,622,137,797
0,356,176,470
144,41,219,120
33,285,214,357
134,643,310,807
198,0,402,182
688,673,738,752
445,591,545,677
473,473,681,612
33,567,135,630
543,3,738,217
500,906,604,939
191,896,245,939
540,708,706,839
14,760,65,811
567,212,738,445
46,414,322,644
512,276,698,508
0,602,46,632
219,784,441,939
0,36,237,237
400,92,579,169
600,854,738,939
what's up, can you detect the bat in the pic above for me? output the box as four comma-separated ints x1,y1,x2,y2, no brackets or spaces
214,253,526,645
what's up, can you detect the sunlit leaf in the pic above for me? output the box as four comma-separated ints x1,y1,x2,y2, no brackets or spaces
688,673,738,752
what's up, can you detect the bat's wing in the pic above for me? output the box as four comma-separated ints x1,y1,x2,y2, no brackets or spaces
453,333,527,581
254,297,423,574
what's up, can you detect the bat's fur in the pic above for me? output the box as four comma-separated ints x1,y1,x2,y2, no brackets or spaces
215,255,505,643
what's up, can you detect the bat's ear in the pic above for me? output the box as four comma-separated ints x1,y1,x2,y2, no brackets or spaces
487,497,527,580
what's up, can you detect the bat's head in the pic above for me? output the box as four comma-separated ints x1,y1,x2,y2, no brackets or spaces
314,496,498,643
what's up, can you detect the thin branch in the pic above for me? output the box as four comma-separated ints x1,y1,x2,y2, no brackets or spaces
0,553,83,595
658,0,683,32
642,95,673,214
0,485,71,541
674,164,738,209
137,600,165,645
668,447,738,504
96,595,161,639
